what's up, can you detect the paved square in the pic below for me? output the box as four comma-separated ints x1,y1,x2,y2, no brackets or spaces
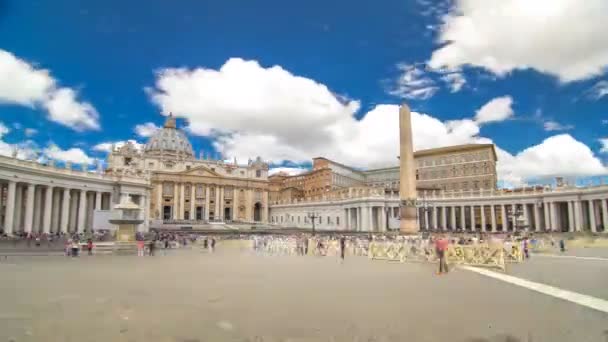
1,249,607,342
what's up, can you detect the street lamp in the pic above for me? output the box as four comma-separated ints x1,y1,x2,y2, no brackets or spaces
307,211,320,236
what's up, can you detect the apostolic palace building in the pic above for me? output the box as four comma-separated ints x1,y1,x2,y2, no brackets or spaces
1,114,608,235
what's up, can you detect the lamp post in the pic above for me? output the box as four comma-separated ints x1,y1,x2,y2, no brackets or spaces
307,211,320,236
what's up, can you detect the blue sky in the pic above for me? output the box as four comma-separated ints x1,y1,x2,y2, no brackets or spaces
0,0,607,186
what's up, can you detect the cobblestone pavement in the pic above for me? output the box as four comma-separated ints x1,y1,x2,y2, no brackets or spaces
1,249,607,342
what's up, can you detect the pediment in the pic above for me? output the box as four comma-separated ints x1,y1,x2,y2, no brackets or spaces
178,165,222,177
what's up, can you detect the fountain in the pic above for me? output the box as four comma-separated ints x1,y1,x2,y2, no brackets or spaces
109,195,144,254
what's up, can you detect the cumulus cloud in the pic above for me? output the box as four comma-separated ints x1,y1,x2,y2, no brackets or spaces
600,138,608,154
587,81,608,100
428,0,608,82
0,49,99,130
474,96,514,124
93,140,144,153
387,64,439,100
543,120,573,132
0,122,8,138
269,167,309,176
149,58,606,185
135,122,160,137
43,144,94,164
441,72,466,92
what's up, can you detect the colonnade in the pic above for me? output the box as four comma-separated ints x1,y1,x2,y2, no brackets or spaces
0,180,114,235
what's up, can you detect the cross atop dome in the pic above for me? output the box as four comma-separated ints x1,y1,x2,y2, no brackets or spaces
163,112,176,129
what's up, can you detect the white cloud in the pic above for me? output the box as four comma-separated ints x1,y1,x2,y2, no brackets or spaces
474,96,514,124
43,88,99,131
600,138,608,154
498,135,607,185
43,144,94,164
149,58,606,185
0,49,99,130
428,0,608,82
0,122,9,138
93,140,144,153
269,167,309,176
441,72,466,92
543,120,573,131
134,122,160,137
388,64,439,100
24,128,38,137
587,81,608,100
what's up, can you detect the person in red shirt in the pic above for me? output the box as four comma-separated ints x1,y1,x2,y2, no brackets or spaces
434,235,449,274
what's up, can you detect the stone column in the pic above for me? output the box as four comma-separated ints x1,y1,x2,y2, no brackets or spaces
190,184,195,220
501,204,507,231
548,202,555,231
142,194,150,232
567,201,575,232
543,202,551,231
380,206,387,231
458,205,464,230
42,186,54,234
173,183,179,220
205,186,210,221
263,191,269,223
179,183,186,220
23,183,36,233
490,205,497,232
534,204,541,232
602,199,608,233
219,186,225,221
398,103,417,233
233,187,239,221
156,182,163,219
450,206,456,230
357,207,362,231
431,207,438,230
60,188,70,233
215,186,221,220
14,184,23,231
3,181,16,235
470,205,476,231
345,208,350,229
424,208,430,230
361,206,369,231
441,206,447,230
589,200,597,232
574,200,582,231
523,203,530,230
480,205,486,232
368,206,374,231
95,192,102,211
33,186,43,232
52,189,61,232
77,190,87,232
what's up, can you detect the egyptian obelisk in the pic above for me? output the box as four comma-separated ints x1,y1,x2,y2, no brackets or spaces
399,103,418,234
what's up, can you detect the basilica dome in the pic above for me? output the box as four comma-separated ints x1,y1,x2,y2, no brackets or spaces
143,115,194,158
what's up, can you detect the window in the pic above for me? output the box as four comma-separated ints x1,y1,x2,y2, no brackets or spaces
124,157,132,166
298,216,300,223
186,165,191,170
211,168,215,172
336,217,340,225
256,170,261,177
148,162,154,168
240,171,245,175
327,216,330,224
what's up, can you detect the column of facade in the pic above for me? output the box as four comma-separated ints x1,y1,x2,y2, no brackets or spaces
262,191,269,223
470,205,476,231
501,204,507,231
480,205,486,232
172,183,179,220
459,205,464,230
534,204,541,232
3,181,16,235
361,206,368,231
77,190,87,232
602,199,608,233
190,183,196,220
416,208,420,230
344,208,350,229
33,186,43,232
142,194,150,231
205,186,211,220
23,183,36,233
42,186,54,234
215,186,221,221
60,188,70,233
490,205,497,232
523,203,530,230
179,183,186,220
440,206,446,230
14,184,23,231
367,206,374,231
357,207,362,231
543,201,551,231
573,200,582,231
95,191,102,211
432,207,438,230
549,202,556,231
567,201,575,232
589,200,597,232
156,182,163,220
219,186,225,221
450,206,456,230
380,206,387,231
424,207,430,230
51,188,61,232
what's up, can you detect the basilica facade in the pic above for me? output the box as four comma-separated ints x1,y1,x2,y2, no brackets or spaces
104,115,271,226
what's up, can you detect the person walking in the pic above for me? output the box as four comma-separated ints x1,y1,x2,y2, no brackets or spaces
434,236,449,274
210,237,216,253
149,239,156,256
87,239,94,256
71,240,80,257
559,239,566,253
